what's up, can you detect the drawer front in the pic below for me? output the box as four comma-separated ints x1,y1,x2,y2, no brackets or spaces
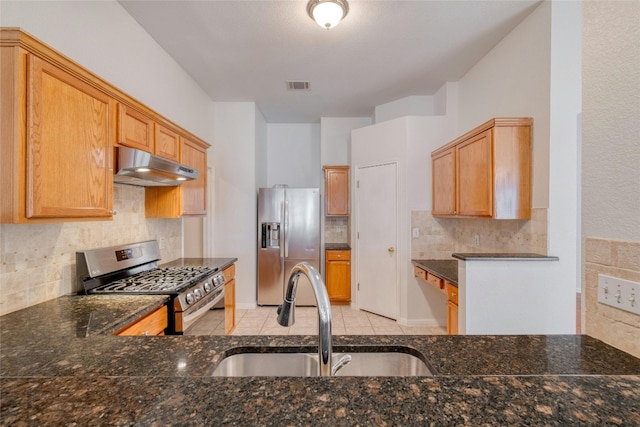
426,272,444,290
446,282,458,304
116,305,167,336
413,265,427,281
326,250,350,261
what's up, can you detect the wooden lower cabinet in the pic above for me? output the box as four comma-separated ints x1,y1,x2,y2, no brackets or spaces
414,266,458,334
446,281,459,335
223,264,236,335
115,305,168,336
325,250,351,303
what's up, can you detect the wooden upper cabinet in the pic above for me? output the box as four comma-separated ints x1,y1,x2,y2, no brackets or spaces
1,29,210,223
145,137,207,218
431,118,532,220
154,124,180,162
324,166,349,216
118,103,154,153
1,44,114,223
456,129,493,217
180,137,207,215
27,55,114,220
431,148,456,216
118,104,181,162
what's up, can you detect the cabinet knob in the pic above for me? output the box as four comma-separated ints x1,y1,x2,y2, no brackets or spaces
388,247,395,253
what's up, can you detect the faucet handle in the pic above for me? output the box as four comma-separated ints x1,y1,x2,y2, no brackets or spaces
331,354,352,376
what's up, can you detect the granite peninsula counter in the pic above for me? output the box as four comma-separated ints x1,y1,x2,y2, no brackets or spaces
2,295,640,425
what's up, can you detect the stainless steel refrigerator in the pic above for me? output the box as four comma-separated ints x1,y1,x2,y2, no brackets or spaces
257,187,320,306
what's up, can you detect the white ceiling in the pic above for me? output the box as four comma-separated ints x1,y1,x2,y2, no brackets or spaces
119,0,541,123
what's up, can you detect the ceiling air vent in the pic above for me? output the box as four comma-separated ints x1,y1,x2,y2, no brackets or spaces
286,81,310,91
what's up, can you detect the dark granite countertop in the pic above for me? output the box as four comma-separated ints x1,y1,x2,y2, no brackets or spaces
412,259,458,284
2,293,640,424
325,243,351,250
453,252,560,261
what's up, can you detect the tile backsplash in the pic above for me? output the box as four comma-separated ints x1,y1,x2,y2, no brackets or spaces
411,208,548,259
324,216,349,244
584,237,640,358
0,184,182,316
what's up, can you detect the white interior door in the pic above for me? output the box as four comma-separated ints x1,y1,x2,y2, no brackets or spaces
356,162,398,319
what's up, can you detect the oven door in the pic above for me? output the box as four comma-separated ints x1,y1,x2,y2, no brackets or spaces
174,286,225,333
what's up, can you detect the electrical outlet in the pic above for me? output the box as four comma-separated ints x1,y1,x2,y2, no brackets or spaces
412,227,419,238
474,234,480,246
598,274,640,315
159,238,165,250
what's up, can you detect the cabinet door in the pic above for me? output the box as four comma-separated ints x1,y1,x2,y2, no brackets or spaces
26,55,113,219
326,251,351,302
155,124,180,162
115,306,168,336
325,167,349,216
432,148,456,216
456,129,493,217
181,138,207,215
447,301,458,335
224,278,236,335
118,103,154,152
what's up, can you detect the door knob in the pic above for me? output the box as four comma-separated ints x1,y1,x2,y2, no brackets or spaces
388,247,395,253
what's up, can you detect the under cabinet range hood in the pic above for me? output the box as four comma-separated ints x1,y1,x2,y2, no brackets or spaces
114,147,198,187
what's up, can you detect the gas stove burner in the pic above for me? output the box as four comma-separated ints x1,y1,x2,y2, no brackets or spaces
98,266,215,293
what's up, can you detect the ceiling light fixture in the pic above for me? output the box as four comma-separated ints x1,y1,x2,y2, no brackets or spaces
307,0,349,30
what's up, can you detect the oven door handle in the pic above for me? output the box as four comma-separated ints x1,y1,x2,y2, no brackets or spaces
181,290,224,329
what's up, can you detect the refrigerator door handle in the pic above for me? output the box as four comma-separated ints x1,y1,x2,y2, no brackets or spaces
280,201,285,259
284,200,289,258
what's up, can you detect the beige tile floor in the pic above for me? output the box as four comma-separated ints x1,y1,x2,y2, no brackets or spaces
185,305,447,336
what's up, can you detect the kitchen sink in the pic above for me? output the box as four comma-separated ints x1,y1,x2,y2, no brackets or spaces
211,348,433,377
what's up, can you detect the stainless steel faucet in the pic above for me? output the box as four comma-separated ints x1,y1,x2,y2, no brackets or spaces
277,262,350,376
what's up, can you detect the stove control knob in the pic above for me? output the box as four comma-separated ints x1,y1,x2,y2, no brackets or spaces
194,289,203,300
203,281,212,293
186,293,195,305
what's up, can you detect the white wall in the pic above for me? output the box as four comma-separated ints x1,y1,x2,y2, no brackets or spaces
457,1,551,209
582,0,640,357
211,102,258,309
456,1,578,328
255,107,268,189
548,0,582,290
374,96,435,124
582,2,640,242
266,124,321,188
0,0,214,142
320,117,372,165
351,116,450,326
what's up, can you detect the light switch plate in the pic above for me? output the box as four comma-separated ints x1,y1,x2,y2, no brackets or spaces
412,228,419,238
598,274,640,315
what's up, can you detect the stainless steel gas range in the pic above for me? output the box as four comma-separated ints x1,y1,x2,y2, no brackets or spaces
76,240,230,334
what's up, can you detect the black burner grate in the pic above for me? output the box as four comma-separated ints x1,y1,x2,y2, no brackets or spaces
95,266,213,293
